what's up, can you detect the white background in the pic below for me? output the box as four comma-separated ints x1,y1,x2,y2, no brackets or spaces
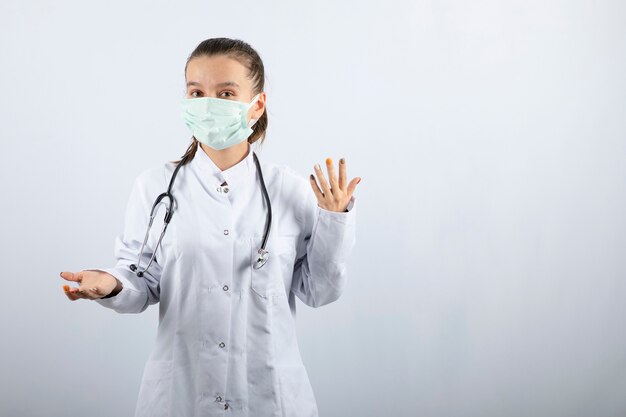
1,1,625,416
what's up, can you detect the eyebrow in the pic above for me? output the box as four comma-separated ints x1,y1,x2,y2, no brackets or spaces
186,81,240,88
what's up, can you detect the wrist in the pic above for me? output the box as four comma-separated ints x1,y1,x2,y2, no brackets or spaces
101,278,123,299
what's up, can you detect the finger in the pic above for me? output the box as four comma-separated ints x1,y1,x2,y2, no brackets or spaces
70,286,92,300
314,163,331,198
338,157,347,190
325,157,339,193
73,288,87,299
63,285,80,301
309,174,325,202
346,177,361,197
60,271,82,283
65,291,79,301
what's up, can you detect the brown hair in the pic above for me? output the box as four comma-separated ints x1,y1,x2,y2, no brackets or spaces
172,37,268,165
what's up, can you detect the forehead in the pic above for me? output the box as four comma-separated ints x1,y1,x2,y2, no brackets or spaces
185,55,251,90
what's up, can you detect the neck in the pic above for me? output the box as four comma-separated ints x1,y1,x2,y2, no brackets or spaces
199,142,251,171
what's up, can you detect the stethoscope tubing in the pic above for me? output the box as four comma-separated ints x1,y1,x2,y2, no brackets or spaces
129,149,272,277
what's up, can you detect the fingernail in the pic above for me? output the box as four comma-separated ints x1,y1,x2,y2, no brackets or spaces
340,158,345,164
315,164,320,171
326,157,333,165
63,285,70,292
310,174,315,180
357,177,362,184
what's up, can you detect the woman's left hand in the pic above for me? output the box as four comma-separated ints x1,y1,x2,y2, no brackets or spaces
310,157,361,212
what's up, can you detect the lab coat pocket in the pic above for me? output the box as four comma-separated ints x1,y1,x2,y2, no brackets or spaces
277,364,318,417
250,235,296,298
134,360,173,417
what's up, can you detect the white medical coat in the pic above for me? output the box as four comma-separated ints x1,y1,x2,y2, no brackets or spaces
88,145,357,417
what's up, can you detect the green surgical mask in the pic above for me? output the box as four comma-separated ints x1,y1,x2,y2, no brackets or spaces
181,93,261,150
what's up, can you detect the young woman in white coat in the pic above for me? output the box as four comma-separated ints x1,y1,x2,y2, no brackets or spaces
60,37,360,417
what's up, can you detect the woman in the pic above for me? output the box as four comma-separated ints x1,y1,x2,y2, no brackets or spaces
60,37,360,417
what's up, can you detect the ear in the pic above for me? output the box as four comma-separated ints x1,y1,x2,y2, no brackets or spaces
253,92,266,116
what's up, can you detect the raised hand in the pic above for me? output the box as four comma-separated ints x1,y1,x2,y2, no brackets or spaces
310,157,361,213
60,270,121,301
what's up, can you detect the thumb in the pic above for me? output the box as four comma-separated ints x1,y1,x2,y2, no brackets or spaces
60,271,82,283
346,177,361,197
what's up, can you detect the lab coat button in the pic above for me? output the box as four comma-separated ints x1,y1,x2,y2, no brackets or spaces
223,285,229,291
224,402,230,410
215,395,222,402
223,187,229,193
219,342,225,348
223,229,229,235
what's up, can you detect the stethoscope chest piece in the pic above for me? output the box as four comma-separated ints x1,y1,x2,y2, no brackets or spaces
254,248,270,269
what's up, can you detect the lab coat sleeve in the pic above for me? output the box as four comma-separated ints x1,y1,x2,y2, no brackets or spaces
86,172,163,314
290,183,357,308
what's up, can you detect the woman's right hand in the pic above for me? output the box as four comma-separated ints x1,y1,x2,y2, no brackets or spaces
60,270,122,301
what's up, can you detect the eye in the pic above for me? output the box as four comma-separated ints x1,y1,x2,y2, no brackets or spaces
219,91,234,98
190,90,202,98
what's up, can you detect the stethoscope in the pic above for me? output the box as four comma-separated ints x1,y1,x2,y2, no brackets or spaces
129,150,272,277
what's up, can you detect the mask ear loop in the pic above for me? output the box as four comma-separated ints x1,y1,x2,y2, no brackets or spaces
247,93,262,128
249,92,262,105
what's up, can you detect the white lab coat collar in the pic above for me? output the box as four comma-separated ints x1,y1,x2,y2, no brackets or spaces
191,143,256,189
